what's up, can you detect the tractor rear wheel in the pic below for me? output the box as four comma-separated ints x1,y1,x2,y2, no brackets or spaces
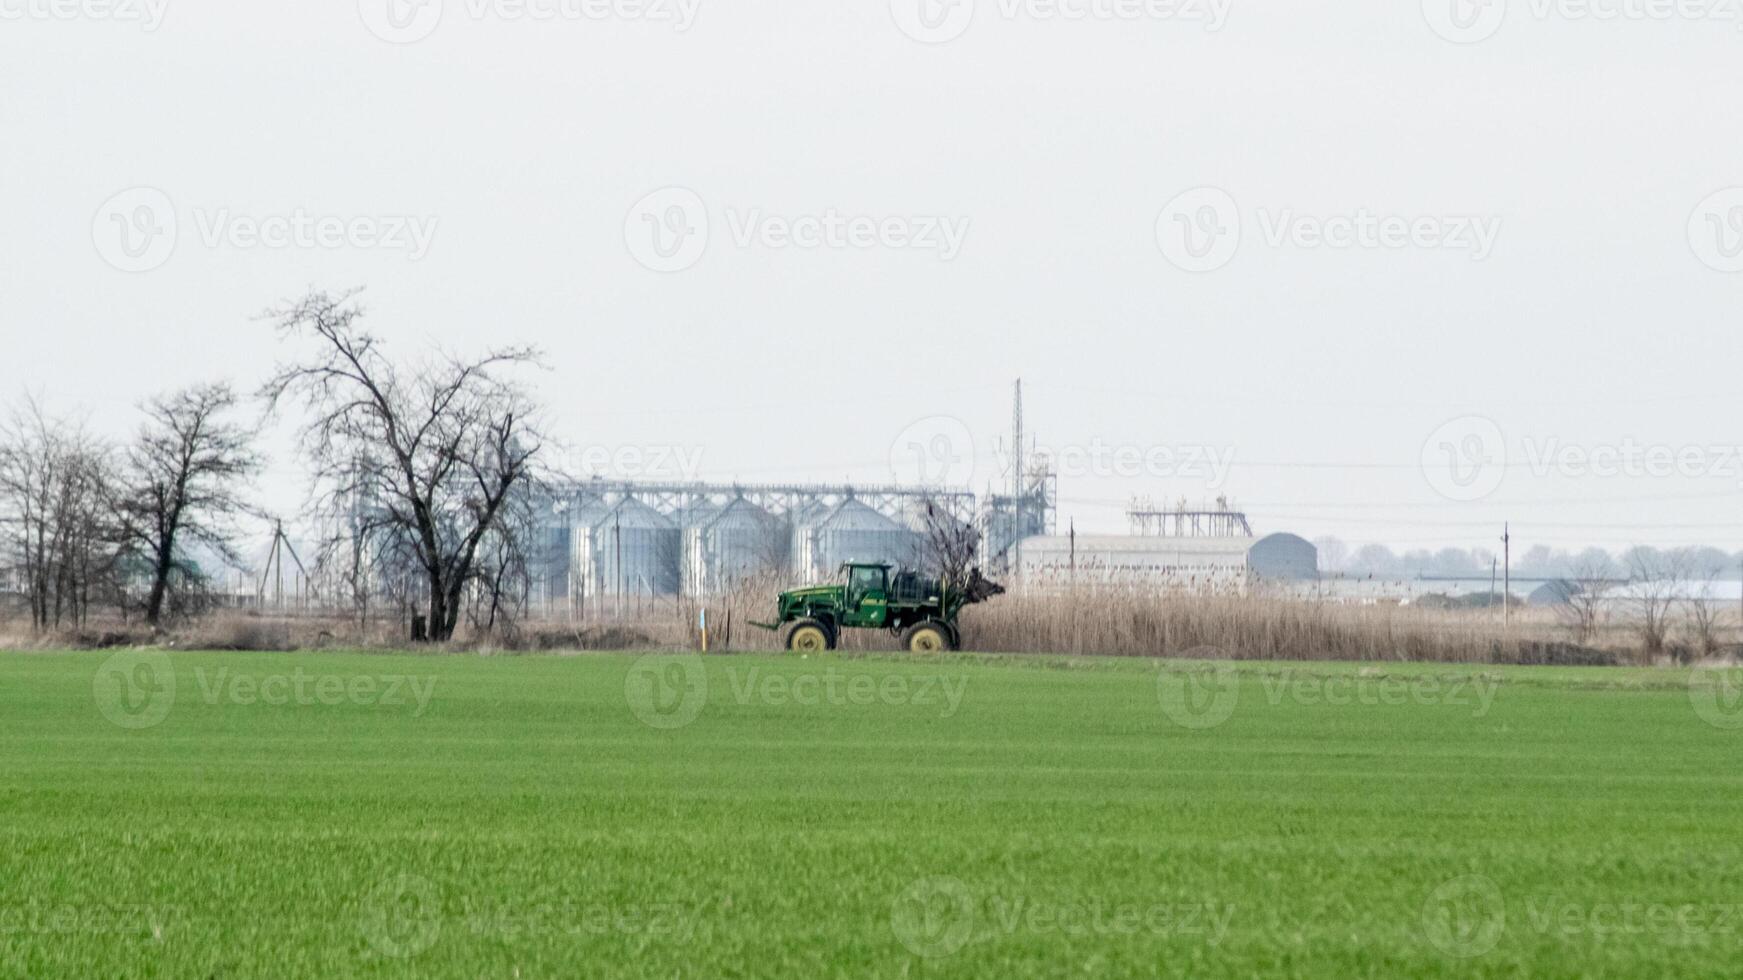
785,619,835,652
902,620,955,654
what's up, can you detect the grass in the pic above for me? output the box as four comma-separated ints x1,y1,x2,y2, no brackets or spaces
2,650,1740,977
0,591,1636,666
623,588,1631,663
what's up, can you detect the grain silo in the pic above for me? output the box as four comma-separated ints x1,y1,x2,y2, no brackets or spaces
565,497,609,611
788,498,829,582
575,497,680,600
684,496,784,595
536,519,571,607
805,498,919,580
676,501,720,597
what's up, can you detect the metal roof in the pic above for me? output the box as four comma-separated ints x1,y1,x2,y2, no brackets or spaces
705,496,774,531
592,496,676,531
1018,534,1257,559
816,498,902,532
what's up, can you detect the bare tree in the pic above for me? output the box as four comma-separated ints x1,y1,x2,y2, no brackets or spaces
911,497,1003,606
1312,536,1349,574
464,487,540,637
1626,547,1690,662
261,289,543,642
54,439,122,626
1685,570,1726,660
752,515,793,582
117,384,263,627
0,398,124,629
914,497,979,586
1556,553,1615,646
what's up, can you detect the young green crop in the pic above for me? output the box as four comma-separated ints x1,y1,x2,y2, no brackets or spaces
2,651,1739,977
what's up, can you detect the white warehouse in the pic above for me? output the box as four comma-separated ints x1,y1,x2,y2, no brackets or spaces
1013,532,1318,594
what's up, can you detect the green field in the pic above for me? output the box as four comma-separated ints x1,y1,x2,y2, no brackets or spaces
3,650,1741,978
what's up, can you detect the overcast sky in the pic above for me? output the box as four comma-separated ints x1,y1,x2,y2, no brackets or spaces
4,0,1742,558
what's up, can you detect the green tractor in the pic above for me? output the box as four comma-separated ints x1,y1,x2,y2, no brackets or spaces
752,562,1005,653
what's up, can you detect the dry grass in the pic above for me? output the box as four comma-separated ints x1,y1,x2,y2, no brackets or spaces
0,611,410,654
957,589,1618,665
599,585,1627,666
0,588,1646,666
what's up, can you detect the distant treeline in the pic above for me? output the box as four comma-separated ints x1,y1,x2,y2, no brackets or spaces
1312,539,1743,581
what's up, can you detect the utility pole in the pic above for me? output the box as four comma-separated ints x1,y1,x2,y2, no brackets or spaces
614,510,623,621
1011,378,1023,588
274,519,284,609
1489,557,1497,610
1068,518,1076,582
1069,517,1078,656
1502,523,1511,630
257,519,312,612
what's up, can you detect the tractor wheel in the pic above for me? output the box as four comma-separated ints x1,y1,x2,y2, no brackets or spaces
785,619,835,652
902,620,954,654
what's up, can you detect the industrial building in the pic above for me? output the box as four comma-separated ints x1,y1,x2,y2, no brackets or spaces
531,479,988,612
523,383,1314,613
530,473,1316,609
1008,499,1317,594
1014,532,1319,594
304,383,1324,618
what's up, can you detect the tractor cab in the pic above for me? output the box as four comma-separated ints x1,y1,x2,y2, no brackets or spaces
839,561,891,628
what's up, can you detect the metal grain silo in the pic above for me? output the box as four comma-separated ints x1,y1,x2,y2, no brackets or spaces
810,498,918,577
537,520,572,609
523,492,581,612
566,497,610,609
590,497,680,598
686,496,783,595
786,499,822,582
679,502,720,597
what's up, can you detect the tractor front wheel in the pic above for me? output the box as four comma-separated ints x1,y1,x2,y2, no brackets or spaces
785,619,835,652
901,620,956,654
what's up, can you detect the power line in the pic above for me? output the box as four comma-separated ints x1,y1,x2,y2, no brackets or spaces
1021,379,1726,411
1244,514,1743,530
